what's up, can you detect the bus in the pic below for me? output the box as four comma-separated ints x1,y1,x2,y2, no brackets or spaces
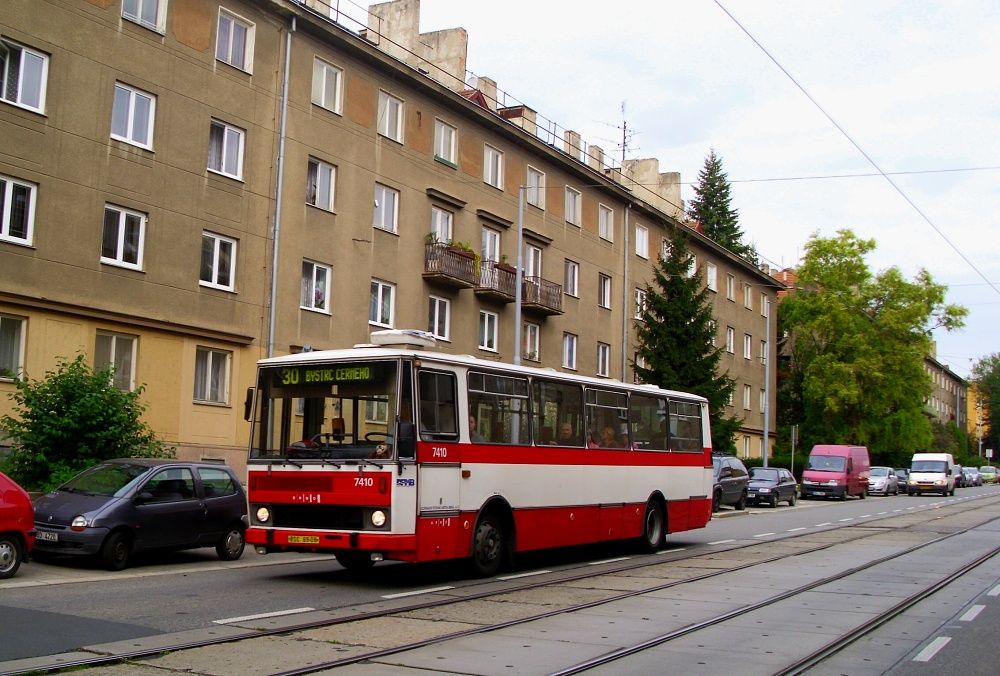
245,330,713,575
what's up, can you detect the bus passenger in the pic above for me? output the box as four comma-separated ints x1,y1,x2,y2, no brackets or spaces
469,415,485,442
554,422,576,446
599,426,619,448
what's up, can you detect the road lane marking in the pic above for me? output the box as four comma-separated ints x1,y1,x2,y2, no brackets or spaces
657,547,687,554
708,539,735,545
838,518,854,522
988,584,1000,597
787,527,807,532
753,533,776,538
859,514,871,518
587,556,632,565
215,607,315,624
498,570,551,580
815,522,832,527
913,636,951,662
877,511,888,515
959,605,985,622
382,585,454,599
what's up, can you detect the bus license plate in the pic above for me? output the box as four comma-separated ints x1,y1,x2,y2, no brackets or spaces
36,531,58,542
287,535,320,544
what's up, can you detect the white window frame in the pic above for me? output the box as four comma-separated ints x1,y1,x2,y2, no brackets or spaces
0,314,26,381
369,279,395,328
597,342,611,377
726,274,735,301
101,204,146,270
200,231,237,292
377,90,403,142
122,0,166,32
428,295,450,340
194,346,230,404
760,339,768,366
523,322,540,361
306,157,336,211
635,224,648,258
373,183,399,233
634,288,647,319
744,284,753,309
524,243,542,278
726,326,735,354
687,254,697,278
484,144,503,189
565,186,581,226
433,119,456,164
598,273,612,309
111,82,155,149
562,333,577,370
0,174,37,246
311,57,342,114
706,263,718,292
743,333,752,360
300,260,331,313
481,227,501,263
478,310,498,352
0,38,48,113
96,331,137,391
598,204,613,241
709,319,717,347
743,384,752,411
526,165,545,208
761,292,769,317
760,388,766,413
207,119,245,180
564,259,579,297
661,237,671,260
215,7,255,72
430,206,453,243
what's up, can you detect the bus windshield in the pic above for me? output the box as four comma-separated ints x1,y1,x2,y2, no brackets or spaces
249,359,404,463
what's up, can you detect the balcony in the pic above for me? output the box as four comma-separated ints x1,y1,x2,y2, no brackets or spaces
475,260,517,303
521,276,563,316
423,243,478,289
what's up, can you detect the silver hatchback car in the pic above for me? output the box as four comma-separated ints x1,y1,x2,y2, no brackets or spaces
868,466,900,495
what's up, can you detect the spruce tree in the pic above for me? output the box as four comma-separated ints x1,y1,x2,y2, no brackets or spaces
687,149,757,263
634,228,740,453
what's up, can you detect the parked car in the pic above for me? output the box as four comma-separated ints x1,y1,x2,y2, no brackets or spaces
32,459,248,570
979,466,998,484
962,467,982,487
747,466,797,507
801,444,870,500
0,471,35,579
954,464,965,488
894,468,910,484
712,454,749,512
867,466,899,495
908,453,956,496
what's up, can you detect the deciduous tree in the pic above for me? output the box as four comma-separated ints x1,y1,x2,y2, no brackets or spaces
972,353,1000,455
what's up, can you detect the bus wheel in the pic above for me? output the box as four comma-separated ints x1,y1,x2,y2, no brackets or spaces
471,513,505,577
638,500,665,553
335,551,375,571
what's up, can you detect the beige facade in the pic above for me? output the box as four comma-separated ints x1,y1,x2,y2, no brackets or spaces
0,0,780,476
924,354,967,430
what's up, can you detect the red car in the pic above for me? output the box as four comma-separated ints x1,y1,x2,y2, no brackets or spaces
0,471,35,578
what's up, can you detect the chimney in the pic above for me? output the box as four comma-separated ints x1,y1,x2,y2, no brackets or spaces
563,130,582,161
588,145,604,171
498,105,538,136
477,76,498,111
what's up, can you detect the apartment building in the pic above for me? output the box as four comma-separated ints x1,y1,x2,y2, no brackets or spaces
0,0,780,472
924,354,967,429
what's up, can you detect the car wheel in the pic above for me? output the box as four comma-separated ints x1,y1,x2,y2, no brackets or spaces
735,490,747,511
769,494,778,508
712,489,721,513
335,551,375,571
470,512,507,577
788,492,797,506
101,531,132,571
638,499,665,553
0,535,23,579
859,488,866,499
216,524,246,561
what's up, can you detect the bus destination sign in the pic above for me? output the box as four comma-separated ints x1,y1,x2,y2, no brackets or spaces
275,363,381,387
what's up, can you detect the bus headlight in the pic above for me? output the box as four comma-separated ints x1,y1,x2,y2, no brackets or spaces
255,506,271,524
371,510,386,528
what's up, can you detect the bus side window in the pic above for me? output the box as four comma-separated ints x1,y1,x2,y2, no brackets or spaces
418,370,458,441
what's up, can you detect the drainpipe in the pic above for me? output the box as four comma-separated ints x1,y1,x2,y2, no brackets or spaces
621,204,631,380
267,15,295,358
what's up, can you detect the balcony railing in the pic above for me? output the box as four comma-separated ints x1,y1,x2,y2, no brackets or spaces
423,243,478,289
522,276,563,315
475,260,517,302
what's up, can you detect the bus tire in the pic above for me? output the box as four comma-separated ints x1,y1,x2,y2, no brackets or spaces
471,512,506,577
335,551,375,571
638,499,665,553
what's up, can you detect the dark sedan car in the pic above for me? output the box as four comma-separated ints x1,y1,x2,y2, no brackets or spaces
1,471,35,579
747,466,797,507
712,454,749,512
33,459,247,570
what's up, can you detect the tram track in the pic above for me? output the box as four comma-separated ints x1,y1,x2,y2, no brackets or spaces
9,494,1000,675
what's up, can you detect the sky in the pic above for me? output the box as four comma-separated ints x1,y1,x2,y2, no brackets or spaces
407,0,1000,379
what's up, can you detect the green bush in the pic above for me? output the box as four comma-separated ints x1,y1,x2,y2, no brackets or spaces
1,355,173,491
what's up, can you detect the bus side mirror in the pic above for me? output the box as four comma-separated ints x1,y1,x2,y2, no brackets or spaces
243,387,254,421
397,421,416,459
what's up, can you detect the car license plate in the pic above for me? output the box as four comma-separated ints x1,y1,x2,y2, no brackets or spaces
748,492,757,498
36,531,58,542
287,535,320,544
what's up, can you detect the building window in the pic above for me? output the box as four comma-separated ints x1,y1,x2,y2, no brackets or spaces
661,237,671,260
479,310,498,351
598,274,612,309
635,288,647,319
484,144,503,189
743,334,752,360
760,388,766,413
523,322,540,361
373,183,398,233
0,315,25,380
726,326,735,354
306,158,336,211
598,204,613,241
200,232,237,292
743,384,752,411
96,332,136,391
706,263,718,292
0,39,48,113
727,390,734,407
0,174,36,246
430,206,453,243
562,333,577,370
433,119,456,164
709,319,717,346
377,90,403,142
311,57,342,114
428,295,450,340
565,186,581,226
597,342,610,377
635,224,648,258
564,259,579,297
743,435,751,459
526,166,545,208
761,292,769,316
481,227,500,263
111,83,155,149
194,347,230,404
215,8,254,72
101,205,145,270
207,120,244,180
760,339,767,366
369,279,395,327
726,274,735,301
744,284,753,309
300,260,330,313
524,244,542,278
122,0,165,32
687,254,697,278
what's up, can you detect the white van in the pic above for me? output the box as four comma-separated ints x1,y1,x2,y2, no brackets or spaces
907,453,957,496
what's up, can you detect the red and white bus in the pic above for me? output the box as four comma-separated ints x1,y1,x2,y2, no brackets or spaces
245,330,713,575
